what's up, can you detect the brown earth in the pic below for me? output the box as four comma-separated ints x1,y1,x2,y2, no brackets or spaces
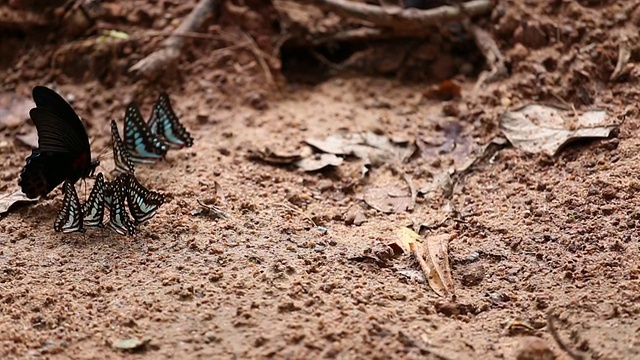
1,0,640,359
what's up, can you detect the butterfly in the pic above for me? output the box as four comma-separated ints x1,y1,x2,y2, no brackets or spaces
148,93,194,149
110,120,135,174
19,86,99,199
83,172,106,228
123,103,167,164
54,180,85,233
120,173,165,225
105,175,136,236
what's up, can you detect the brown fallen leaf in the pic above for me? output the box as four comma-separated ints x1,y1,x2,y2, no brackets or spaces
500,104,618,156
112,338,149,352
305,131,415,168
364,185,412,213
295,153,344,171
423,80,462,101
0,92,32,130
399,227,455,296
16,127,38,148
0,190,38,215
249,146,312,165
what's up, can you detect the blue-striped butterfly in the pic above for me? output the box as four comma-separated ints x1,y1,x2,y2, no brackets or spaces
54,180,84,233
123,103,167,164
110,120,135,174
148,93,194,149
106,175,135,236
121,173,165,225
83,173,106,228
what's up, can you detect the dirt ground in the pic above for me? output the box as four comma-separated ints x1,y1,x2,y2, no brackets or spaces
1,0,640,359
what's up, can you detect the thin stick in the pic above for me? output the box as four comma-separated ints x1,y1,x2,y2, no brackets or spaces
240,31,278,90
292,0,493,31
546,310,586,360
274,202,317,227
129,0,218,78
197,199,230,219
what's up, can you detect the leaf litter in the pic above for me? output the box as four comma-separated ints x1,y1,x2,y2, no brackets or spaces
500,104,619,156
0,92,32,130
395,227,455,296
0,190,38,215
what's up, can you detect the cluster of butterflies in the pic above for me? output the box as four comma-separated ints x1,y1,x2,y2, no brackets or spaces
17,86,193,236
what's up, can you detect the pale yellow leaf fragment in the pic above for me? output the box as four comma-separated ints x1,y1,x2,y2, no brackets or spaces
395,227,421,254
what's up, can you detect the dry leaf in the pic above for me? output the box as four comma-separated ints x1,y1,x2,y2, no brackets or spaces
405,229,455,296
250,146,312,165
0,190,37,215
295,153,343,171
0,92,32,130
500,104,618,156
423,80,462,100
364,185,412,213
305,131,415,167
394,226,421,254
112,338,148,352
16,127,38,148
423,233,455,296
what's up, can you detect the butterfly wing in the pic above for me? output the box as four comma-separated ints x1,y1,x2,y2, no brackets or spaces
106,176,135,236
18,149,74,199
31,86,91,154
121,173,165,225
123,103,167,164
54,180,84,233
149,93,194,149
19,86,96,197
110,120,135,174
83,173,106,227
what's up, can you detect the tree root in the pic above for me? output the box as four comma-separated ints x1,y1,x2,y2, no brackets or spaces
129,0,218,79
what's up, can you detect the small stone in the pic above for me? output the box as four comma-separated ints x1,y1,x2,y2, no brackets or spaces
515,336,555,360
461,263,485,287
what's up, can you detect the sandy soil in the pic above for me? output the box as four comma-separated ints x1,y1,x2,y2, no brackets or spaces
1,0,640,359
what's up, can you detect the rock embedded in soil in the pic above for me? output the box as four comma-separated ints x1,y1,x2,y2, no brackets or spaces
515,336,555,360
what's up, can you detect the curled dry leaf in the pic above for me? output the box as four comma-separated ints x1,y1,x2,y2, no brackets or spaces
16,127,38,148
0,190,38,215
500,104,618,156
305,131,415,168
0,92,32,130
295,153,344,171
250,146,313,165
364,185,412,213
112,338,149,352
397,227,455,296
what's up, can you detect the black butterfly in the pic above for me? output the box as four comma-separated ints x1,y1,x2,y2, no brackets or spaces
123,103,167,164
148,93,194,149
54,180,84,233
120,173,165,225
110,120,135,174
19,86,99,199
106,175,136,236
83,172,106,228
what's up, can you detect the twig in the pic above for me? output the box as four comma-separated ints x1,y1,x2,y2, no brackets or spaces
274,202,317,227
402,172,417,211
197,199,230,219
546,310,587,360
470,24,507,90
293,0,493,31
129,0,218,79
610,33,631,81
397,330,457,360
239,31,278,90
